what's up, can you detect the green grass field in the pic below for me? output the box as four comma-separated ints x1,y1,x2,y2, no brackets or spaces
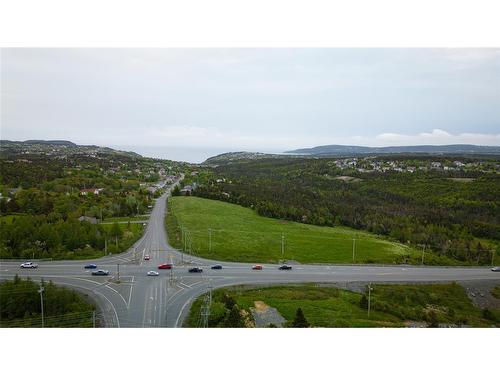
185,283,500,328
166,196,460,265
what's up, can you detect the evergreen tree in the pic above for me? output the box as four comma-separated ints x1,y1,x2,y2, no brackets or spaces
224,305,245,327
291,307,310,328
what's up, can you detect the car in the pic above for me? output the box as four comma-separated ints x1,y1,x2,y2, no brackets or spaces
492,267,500,272
252,265,263,270
20,262,38,269
147,271,159,276
211,264,223,270
188,267,203,273
91,269,109,276
279,264,292,270
158,263,173,269
144,255,151,260
84,264,97,269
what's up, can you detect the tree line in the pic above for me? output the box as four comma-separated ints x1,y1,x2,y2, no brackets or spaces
193,157,499,265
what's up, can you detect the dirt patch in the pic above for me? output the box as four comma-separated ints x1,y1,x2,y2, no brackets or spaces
250,301,286,328
254,301,269,313
333,176,363,183
448,178,475,183
459,280,500,310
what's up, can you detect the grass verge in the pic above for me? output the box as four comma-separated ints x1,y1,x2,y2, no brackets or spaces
185,283,500,328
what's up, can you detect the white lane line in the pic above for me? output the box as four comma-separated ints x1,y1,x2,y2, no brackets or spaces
179,282,191,289
189,281,203,288
127,276,135,309
166,287,185,303
45,281,120,328
175,293,193,328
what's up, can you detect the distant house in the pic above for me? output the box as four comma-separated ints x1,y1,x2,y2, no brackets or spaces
180,185,193,196
78,216,98,224
80,188,103,196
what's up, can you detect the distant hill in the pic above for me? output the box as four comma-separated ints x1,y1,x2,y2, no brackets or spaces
0,139,142,158
285,144,500,156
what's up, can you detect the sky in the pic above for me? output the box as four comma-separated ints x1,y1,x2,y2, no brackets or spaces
1,48,500,162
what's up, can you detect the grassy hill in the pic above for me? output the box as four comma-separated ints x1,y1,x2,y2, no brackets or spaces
166,196,459,264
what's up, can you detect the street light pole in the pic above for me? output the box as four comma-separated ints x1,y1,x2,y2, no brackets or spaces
38,286,45,328
421,244,425,265
208,228,212,253
352,238,356,263
367,283,373,318
281,233,284,260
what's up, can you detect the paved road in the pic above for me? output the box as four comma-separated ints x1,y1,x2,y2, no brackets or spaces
1,180,499,327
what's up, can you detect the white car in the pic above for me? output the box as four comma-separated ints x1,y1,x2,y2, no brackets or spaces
491,267,500,272
147,271,159,276
20,262,38,269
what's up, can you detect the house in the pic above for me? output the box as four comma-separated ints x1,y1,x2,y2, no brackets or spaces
80,188,103,196
78,216,98,224
180,185,193,196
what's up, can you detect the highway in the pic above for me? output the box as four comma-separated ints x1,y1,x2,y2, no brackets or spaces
1,181,499,327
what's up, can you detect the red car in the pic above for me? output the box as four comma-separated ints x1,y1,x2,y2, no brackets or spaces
252,265,263,270
144,255,151,260
158,263,173,270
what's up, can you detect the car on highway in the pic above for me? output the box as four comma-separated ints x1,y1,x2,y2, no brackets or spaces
84,264,97,269
252,265,263,270
492,267,500,272
91,269,109,276
147,271,159,276
158,263,173,269
144,255,151,260
279,264,292,270
188,267,203,273
20,262,38,269
211,264,223,270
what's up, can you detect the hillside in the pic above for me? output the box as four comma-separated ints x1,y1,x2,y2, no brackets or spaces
0,139,142,158
286,144,500,156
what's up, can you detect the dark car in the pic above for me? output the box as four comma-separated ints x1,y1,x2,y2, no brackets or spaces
279,265,292,270
84,264,97,269
188,267,203,273
158,263,173,270
91,269,109,276
211,264,223,270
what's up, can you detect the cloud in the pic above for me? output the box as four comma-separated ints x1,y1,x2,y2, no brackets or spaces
374,128,500,146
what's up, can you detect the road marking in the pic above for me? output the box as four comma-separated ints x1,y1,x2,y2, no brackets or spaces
179,282,191,289
175,293,193,328
41,280,121,328
127,276,134,309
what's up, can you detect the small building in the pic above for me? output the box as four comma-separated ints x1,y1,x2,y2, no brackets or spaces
80,188,103,196
180,185,193,196
78,216,98,224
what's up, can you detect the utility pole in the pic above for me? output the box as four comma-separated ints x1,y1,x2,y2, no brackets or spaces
104,237,108,256
367,283,373,318
421,244,425,265
117,264,120,282
208,228,212,253
92,310,96,328
492,250,495,267
32,251,35,261
352,238,356,263
281,232,285,260
38,286,45,328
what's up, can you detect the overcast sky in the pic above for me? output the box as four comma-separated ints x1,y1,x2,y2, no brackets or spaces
2,48,500,157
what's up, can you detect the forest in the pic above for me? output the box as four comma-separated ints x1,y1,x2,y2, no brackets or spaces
194,156,500,265
0,151,183,259
0,276,96,327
